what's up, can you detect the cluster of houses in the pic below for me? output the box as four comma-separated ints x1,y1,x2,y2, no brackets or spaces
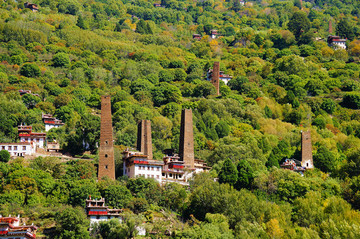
193,29,219,41
0,215,37,239
97,96,211,185
0,113,63,158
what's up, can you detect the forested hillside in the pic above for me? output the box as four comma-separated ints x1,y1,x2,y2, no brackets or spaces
1,0,360,237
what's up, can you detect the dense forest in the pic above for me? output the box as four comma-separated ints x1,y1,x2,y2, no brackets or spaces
1,0,360,237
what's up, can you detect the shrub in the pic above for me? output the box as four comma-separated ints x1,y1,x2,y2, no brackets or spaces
52,53,70,67
0,150,10,163
343,92,360,109
20,63,41,77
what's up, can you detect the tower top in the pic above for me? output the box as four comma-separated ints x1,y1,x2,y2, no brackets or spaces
137,120,153,160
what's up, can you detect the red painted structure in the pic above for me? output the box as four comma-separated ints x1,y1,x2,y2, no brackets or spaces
0,216,37,239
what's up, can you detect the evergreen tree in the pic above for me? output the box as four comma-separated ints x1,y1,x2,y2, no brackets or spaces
215,121,230,138
76,15,87,29
287,11,311,41
264,105,273,118
336,18,356,40
266,147,281,168
146,22,153,34
314,146,336,173
235,160,254,190
218,158,238,186
136,20,147,34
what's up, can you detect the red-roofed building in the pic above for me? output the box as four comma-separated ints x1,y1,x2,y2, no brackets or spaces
24,2,39,12
207,68,233,85
327,35,347,49
42,113,64,132
123,150,164,184
85,196,122,226
0,215,37,239
193,34,201,40
18,125,46,149
210,29,218,39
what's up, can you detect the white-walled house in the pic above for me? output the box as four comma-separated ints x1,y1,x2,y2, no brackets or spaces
18,125,46,149
0,142,36,157
123,151,163,184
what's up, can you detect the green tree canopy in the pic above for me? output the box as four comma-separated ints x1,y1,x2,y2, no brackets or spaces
218,158,238,186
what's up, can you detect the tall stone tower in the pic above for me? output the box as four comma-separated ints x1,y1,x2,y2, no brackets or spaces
329,20,333,34
211,62,220,96
98,95,115,180
137,120,153,160
301,130,313,169
179,109,195,168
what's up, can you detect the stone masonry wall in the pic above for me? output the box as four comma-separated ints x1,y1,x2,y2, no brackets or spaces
137,120,153,160
212,62,220,96
301,130,314,169
98,95,115,180
179,109,195,168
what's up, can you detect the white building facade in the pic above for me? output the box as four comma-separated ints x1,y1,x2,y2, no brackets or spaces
0,143,35,157
18,125,46,149
123,151,163,184
123,151,210,186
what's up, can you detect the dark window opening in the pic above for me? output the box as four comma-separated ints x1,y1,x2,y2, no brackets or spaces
105,165,108,169
105,154,108,158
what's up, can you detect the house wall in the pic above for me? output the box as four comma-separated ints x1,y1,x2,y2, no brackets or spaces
0,143,35,157
125,164,162,183
19,136,45,149
45,124,62,132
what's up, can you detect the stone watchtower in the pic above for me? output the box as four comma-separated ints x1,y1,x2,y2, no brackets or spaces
301,130,313,169
179,109,195,168
137,120,153,160
211,62,220,96
98,95,115,180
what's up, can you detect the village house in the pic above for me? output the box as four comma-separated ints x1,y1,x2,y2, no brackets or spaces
18,125,46,149
193,34,201,40
0,142,36,157
24,2,39,12
85,196,146,235
42,113,64,132
122,150,163,184
18,90,40,97
210,29,218,39
280,159,306,175
0,215,37,239
46,141,61,153
85,196,122,226
207,66,233,85
122,111,211,186
327,35,347,49
153,3,164,7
